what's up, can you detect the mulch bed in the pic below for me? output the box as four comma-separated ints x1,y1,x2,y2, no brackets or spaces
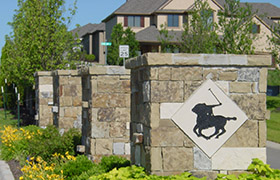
7,160,23,180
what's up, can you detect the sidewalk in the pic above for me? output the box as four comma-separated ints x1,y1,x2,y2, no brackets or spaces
0,161,14,180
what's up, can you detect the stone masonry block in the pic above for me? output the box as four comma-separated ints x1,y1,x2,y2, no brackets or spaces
151,127,187,147
203,69,219,81
259,121,267,147
162,147,193,171
219,71,238,81
158,67,171,80
184,81,203,100
212,148,266,170
259,68,267,93
39,77,53,85
113,142,125,155
150,103,160,128
194,147,211,170
150,68,159,80
109,122,127,138
230,94,266,120
97,80,130,93
237,68,259,82
91,122,109,138
95,139,113,155
60,96,72,107
92,93,130,108
224,120,258,147
151,147,162,171
97,108,130,122
90,139,96,155
229,82,253,93
171,67,203,81
151,81,183,103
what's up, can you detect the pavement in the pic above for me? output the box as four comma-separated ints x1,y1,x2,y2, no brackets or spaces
0,141,279,180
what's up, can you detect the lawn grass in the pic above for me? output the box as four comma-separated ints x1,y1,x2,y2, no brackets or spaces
0,109,17,131
267,111,280,143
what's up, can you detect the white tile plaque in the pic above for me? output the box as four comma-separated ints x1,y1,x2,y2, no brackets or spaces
172,79,248,157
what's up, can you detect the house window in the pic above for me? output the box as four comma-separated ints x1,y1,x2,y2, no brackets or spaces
124,16,144,27
168,14,179,27
252,24,260,34
201,10,213,28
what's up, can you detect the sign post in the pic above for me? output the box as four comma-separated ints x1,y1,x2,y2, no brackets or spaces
101,42,112,65
119,45,129,66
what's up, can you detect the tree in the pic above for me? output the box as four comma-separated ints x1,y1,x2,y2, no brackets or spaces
107,23,139,65
267,22,280,64
217,0,256,54
158,24,178,53
180,0,219,53
0,0,79,92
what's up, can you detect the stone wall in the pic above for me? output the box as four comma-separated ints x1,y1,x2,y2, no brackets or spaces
126,53,271,177
79,66,131,162
35,71,54,127
53,70,82,132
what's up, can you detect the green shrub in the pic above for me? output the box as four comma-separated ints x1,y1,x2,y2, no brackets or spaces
62,155,94,180
267,96,280,110
100,155,131,172
74,164,106,180
268,69,280,86
85,54,96,62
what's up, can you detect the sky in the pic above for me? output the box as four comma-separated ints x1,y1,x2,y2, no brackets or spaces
0,0,280,57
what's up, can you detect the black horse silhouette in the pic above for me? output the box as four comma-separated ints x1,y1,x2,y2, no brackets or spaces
192,101,237,140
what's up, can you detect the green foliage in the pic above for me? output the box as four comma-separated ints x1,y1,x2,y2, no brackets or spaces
0,125,81,164
268,69,280,86
74,164,106,180
62,155,94,180
218,0,256,54
85,54,96,62
180,0,219,53
217,158,280,180
158,24,178,53
0,0,80,97
89,165,205,180
100,155,131,172
107,24,139,65
267,96,280,110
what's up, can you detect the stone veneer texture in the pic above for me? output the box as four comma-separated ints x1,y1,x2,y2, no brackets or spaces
79,66,131,162
35,71,54,127
53,70,82,132
126,53,271,177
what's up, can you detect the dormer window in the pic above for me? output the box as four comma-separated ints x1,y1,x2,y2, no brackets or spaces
252,23,260,34
168,14,179,27
124,16,144,27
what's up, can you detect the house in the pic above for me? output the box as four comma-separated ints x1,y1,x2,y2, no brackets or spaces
71,23,106,64
74,0,280,64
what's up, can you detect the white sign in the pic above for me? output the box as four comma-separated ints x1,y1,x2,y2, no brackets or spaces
119,45,129,58
172,79,248,158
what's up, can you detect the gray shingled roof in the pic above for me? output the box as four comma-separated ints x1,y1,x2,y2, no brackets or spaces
114,0,168,15
136,25,183,43
71,23,105,38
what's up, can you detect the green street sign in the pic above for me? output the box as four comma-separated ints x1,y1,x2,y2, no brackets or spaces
101,42,112,46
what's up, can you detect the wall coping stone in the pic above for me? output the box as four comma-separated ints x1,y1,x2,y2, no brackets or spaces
34,71,53,77
78,66,130,76
125,53,272,69
54,70,79,76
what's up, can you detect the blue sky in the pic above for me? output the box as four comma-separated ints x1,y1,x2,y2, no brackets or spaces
0,0,280,56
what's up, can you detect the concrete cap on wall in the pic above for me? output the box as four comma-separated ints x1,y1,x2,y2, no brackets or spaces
78,66,130,76
34,71,53,77
125,53,272,69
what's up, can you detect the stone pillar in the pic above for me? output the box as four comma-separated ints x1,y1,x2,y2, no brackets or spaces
126,53,271,177
79,66,131,162
34,71,53,127
53,70,82,132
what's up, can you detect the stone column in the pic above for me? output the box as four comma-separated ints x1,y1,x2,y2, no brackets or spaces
126,53,271,177
34,71,53,127
79,66,131,162
53,70,82,132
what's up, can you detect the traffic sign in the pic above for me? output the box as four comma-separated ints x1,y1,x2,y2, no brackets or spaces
101,42,112,46
119,45,129,58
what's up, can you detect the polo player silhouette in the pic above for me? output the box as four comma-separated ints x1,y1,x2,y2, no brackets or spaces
192,88,237,140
